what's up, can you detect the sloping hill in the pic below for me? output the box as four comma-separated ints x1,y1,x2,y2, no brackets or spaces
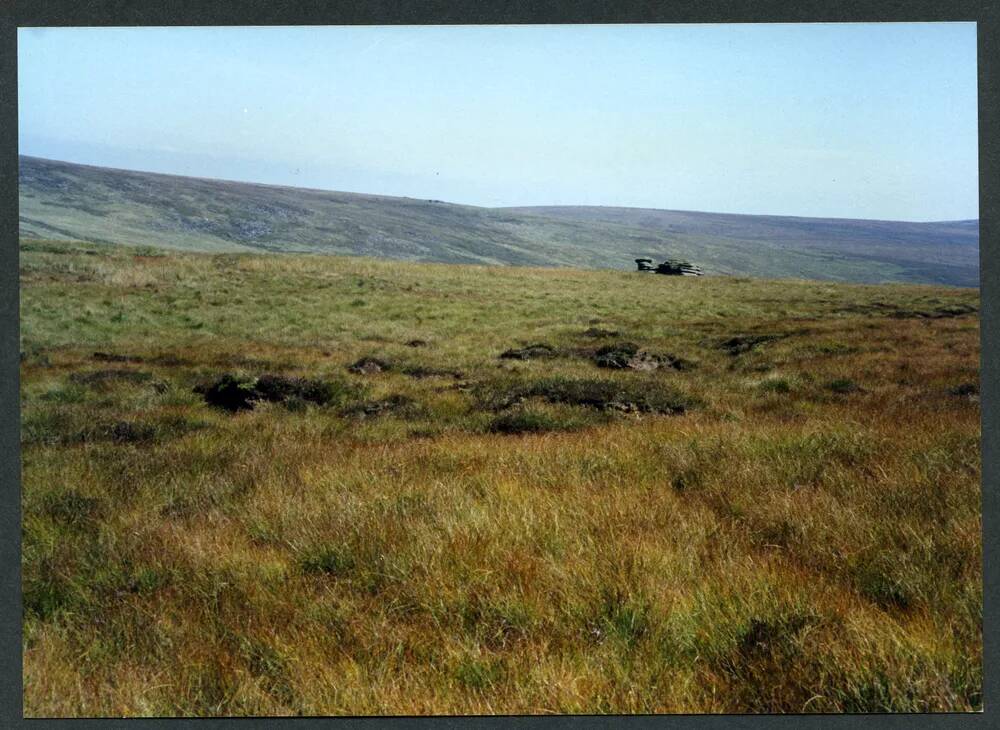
505,206,980,288
19,155,979,286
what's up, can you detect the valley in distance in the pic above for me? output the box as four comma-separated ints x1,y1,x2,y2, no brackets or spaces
19,155,982,715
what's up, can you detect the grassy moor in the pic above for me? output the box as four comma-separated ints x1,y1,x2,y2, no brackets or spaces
19,156,980,287
19,238,981,715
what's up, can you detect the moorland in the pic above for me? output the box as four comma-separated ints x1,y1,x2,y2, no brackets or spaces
20,237,981,715
20,155,980,286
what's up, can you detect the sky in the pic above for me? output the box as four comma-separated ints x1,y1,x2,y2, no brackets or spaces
18,23,979,221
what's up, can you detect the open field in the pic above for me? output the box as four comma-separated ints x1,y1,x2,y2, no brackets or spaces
20,156,980,286
20,238,982,715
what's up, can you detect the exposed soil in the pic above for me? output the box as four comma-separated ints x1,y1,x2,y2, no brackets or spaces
197,373,342,412
196,374,259,412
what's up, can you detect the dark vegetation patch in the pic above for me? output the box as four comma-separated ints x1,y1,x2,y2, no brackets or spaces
348,357,392,375
834,302,898,316
475,376,694,415
196,375,258,413
400,365,464,380
92,417,202,444
499,343,559,360
93,351,190,366
23,560,74,621
454,657,506,691
92,351,144,363
239,639,298,710
20,348,52,367
210,354,294,371
713,613,819,712
793,341,860,359
592,342,695,371
889,303,978,319
588,588,651,648
253,374,342,405
340,394,423,419
670,468,701,493
69,369,156,387
757,377,794,394
581,327,622,338
196,373,356,412
716,334,786,356
40,490,106,526
487,407,603,435
21,410,204,446
837,302,978,319
300,547,356,577
104,420,158,443
826,378,860,394
592,342,641,369
851,557,916,611
949,383,978,398
149,353,193,367
737,616,811,655
457,594,536,649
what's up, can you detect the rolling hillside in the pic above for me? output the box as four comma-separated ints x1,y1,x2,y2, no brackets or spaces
506,206,980,288
19,156,979,286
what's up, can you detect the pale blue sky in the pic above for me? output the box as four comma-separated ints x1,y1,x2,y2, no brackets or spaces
19,23,978,221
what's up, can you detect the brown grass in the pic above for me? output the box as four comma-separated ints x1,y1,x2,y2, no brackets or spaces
19,239,981,715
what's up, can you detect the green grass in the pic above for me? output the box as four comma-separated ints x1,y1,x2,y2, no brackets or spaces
19,238,981,715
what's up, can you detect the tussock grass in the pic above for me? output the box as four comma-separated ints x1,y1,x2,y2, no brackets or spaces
19,239,981,715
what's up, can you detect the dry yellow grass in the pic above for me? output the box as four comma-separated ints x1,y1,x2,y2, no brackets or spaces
20,239,981,715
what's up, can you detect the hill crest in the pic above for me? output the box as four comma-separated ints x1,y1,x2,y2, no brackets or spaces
19,155,979,287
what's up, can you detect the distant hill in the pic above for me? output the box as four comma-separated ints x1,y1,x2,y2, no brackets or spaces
505,206,980,288
19,155,979,286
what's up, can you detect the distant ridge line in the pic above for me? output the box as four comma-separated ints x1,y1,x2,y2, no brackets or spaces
18,155,980,287
19,155,975,226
